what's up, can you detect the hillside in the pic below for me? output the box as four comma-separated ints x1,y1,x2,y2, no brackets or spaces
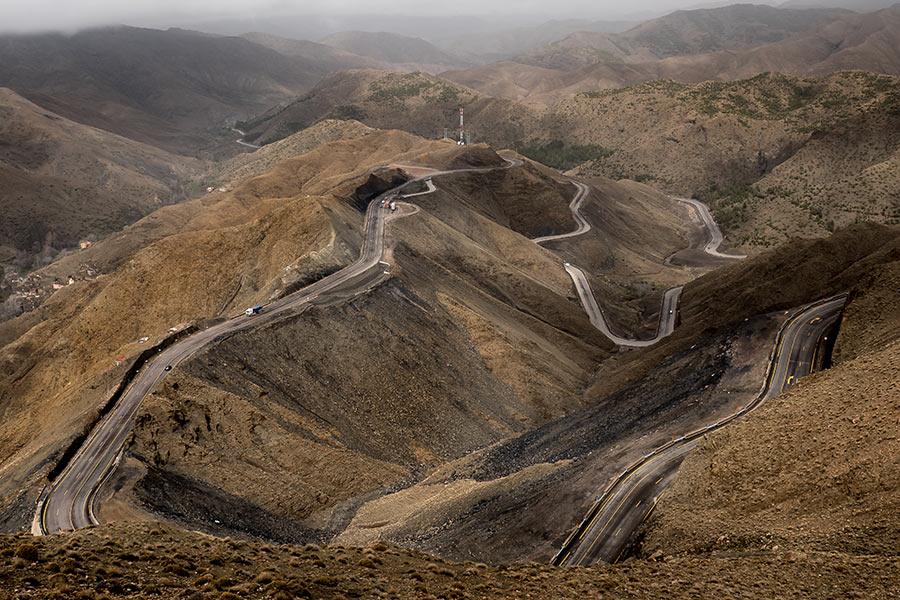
3,521,898,599
0,27,342,154
237,70,533,146
443,5,900,104
240,32,382,70
516,4,847,69
0,88,201,298
320,31,467,72
245,69,900,252
429,19,636,65
555,71,900,250
641,229,900,562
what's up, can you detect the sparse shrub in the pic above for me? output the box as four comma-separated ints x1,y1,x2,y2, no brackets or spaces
254,571,276,584
14,544,39,561
358,557,376,568
313,575,340,587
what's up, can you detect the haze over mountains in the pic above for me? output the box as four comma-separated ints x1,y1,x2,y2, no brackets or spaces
1,1,900,598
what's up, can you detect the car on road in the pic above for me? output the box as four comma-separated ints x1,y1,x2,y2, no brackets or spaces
164,365,172,371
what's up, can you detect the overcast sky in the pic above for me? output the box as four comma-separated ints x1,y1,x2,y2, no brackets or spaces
0,0,782,34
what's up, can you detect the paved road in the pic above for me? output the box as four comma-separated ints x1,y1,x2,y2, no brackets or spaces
534,184,741,347
674,197,746,259
566,264,682,348
232,127,261,150
36,158,519,535
554,295,846,566
531,181,591,244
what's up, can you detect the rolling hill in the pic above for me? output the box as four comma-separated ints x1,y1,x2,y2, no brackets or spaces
443,5,900,104
0,26,359,154
0,88,200,290
319,31,467,72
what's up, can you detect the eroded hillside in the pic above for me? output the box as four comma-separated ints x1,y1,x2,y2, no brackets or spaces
0,89,201,295
641,230,900,562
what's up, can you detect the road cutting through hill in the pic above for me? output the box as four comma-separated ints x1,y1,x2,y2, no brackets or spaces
552,294,846,567
533,180,742,346
35,156,521,535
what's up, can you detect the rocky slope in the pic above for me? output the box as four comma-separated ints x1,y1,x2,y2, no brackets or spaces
0,88,201,310
237,69,530,147
0,130,469,530
556,71,900,250
105,152,702,544
641,228,900,563
0,26,350,154
443,5,900,105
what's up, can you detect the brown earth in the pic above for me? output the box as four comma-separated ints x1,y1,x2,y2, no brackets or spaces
214,120,376,186
641,247,900,561
240,67,900,254
0,130,477,529
238,69,530,147
0,88,201,276
443,5,900,105
3,522,899,599
0,26,355,155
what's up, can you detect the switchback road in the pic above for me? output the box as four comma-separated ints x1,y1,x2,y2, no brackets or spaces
674,197,745,259
533,181,741,346
554,295,846,566
36,157,519,535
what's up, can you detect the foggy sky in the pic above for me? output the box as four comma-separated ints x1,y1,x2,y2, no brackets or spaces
0,0,781,35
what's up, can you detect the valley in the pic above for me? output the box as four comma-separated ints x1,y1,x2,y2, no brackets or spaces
1,2,900,597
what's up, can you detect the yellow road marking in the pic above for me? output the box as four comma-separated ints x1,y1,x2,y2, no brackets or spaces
615,528,621,537
655,476,663,485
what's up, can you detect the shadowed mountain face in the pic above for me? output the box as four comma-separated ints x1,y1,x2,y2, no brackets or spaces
0,26,351,154
319,31,468,72
0,88,201,279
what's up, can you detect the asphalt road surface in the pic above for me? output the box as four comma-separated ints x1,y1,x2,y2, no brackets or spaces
674,197,746,259
536,185,741,347
36,157,519,535
566,264,683,348
554,295,846,566
531,181,591,244
232,127,261,150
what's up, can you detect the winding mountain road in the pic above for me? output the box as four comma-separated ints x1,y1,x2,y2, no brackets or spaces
553,295,846,566
533,181,741,346
35,157,519,535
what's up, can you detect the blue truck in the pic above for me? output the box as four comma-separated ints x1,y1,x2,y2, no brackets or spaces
244,305,263,316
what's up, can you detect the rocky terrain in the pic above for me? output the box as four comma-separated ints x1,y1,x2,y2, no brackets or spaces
239,67,900,252
0,27,366,154
2,521,898,599
639,226,900,569
443,5,900,104
0,88,203,317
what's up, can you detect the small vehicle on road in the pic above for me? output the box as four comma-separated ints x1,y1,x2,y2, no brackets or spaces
245,305,263,316
164,365,172,371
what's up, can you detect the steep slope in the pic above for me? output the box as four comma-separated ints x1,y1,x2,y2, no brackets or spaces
0,88,200,281
642,239,900,560
319,31,467,72
327,223,900,564
444,5,900,105
0,27,334,154
5,521,899,599
0,130,461,530
554,72,900,250
240,32,382,70
430,19,636,65
238,70,533,146
516,5,847,69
